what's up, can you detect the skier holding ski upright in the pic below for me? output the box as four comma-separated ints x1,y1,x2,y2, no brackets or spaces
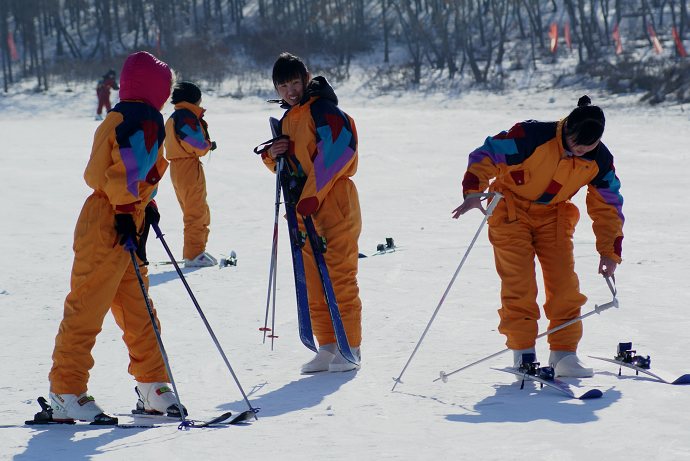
453,96,624,377
165,81,218,267
48,51,185,423
261,52,363,373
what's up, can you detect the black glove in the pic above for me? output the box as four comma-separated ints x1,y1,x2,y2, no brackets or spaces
114,214,138,248
136,201,161,265
145,200,160,227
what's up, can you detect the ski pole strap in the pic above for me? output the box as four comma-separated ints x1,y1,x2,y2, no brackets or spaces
604,275,616,297
253,135,286,155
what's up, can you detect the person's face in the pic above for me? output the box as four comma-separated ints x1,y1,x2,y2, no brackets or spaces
275,77,304,106
566,134,600,157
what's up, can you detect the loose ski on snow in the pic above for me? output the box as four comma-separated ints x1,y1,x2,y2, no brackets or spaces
589,342,690,385
359,237,399,258
492,353,603,400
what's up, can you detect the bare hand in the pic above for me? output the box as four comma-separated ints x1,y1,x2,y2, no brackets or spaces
598,256,618,278
268,137,290,159
452,196,486,219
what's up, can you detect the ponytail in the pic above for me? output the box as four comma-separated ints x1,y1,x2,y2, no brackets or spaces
565,95,605,145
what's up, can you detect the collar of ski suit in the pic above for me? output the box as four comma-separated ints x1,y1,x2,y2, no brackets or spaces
173,101,205,118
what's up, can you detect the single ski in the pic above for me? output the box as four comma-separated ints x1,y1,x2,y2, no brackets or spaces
360,238,398,258
492,353,603,400
125,410,251,426
302,216,358,365
589,342,690,385
270,117,316,353
494,367,604,399
154,260,185,266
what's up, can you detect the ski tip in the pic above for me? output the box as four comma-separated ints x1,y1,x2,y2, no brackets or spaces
579,389,604,399
671,374,690,385
229,410,256,425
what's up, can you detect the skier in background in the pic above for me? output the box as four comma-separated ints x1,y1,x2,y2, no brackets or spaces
453,95,624,377
261,52,363,373
165,81,218,267
48,51,185,423
95,69,118,120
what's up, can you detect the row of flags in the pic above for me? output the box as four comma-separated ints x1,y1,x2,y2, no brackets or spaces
4,24,688,63
548,21,688,58
4,30,164,62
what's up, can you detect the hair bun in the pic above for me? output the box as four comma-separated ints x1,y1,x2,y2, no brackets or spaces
577,95,592,107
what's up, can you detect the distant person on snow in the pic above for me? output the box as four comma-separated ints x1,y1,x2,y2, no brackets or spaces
164,81,218,267
261,52,363,373
95,69,119,120
452,95,624,377
48,51,185,423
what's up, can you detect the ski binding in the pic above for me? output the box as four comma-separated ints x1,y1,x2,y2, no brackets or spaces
494,353,603,400
219,250,238,268
589,342,690,385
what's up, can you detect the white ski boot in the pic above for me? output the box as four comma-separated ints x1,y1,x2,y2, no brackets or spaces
135,382,187,417
511,348,537,369
549,351,594,378
49,392,113,423
184,251,218,268
301,344,337,374
329,347,361,373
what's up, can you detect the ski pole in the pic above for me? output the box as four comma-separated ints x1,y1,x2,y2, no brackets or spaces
261,156,284,348
435,275,619,383
152,224,259,420
391,192,503,391
125,240,188,426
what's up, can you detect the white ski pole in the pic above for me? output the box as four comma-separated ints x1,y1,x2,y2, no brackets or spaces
392,192,503,391
435,275,619,383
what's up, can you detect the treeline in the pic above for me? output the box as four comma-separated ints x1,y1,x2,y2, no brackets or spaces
1,0,688,102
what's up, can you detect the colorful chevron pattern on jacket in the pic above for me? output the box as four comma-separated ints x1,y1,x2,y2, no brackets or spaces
310,98,357,193
462,119,624,259
113,102,166,198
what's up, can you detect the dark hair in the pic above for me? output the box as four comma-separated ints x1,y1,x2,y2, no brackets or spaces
171,81,202,104
272,52,308,86
565,95,605,145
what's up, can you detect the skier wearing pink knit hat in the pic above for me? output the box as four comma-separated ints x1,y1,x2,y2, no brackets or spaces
47,51,184,424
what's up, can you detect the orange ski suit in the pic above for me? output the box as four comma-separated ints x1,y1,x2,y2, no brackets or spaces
262,77,362,348
165,102,213,260
49,101,170,394
462,119,624,351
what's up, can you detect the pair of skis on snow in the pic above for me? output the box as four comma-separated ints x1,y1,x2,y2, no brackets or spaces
23,396,252,429
261,117,358,366
495,342,690,400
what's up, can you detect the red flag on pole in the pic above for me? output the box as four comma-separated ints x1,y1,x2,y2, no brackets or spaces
549,23,558,53
612,23,623,55
647,23,663,54
7,32,19,61
564,22,572,50
672,26,688,58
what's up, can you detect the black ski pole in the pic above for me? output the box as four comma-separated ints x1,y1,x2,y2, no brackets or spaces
152,223,259,421
125,239,188,426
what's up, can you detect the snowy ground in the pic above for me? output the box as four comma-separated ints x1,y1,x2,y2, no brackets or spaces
1,82,689,461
